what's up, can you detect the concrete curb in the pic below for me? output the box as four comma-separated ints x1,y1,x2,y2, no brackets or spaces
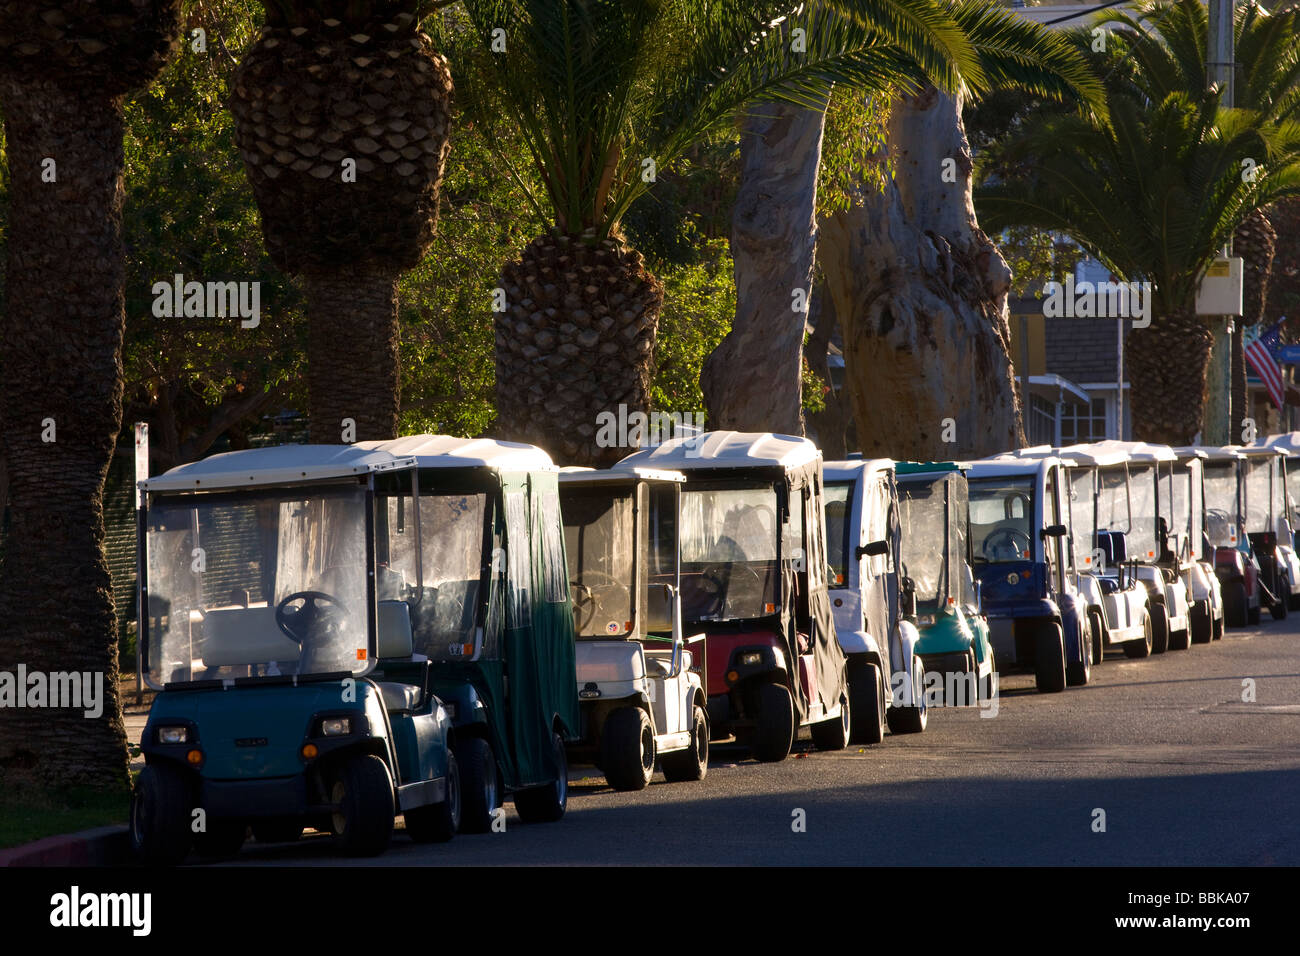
0,825,130,867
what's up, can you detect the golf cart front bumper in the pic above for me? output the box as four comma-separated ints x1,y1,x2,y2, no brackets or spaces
202,775,319,818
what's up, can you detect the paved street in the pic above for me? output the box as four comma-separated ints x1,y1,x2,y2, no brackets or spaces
171,618,1300,867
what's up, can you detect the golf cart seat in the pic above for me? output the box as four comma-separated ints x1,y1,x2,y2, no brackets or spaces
202,606,300,667
376,600,423,714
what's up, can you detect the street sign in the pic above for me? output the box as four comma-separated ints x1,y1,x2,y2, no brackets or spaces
1278,345,1300,364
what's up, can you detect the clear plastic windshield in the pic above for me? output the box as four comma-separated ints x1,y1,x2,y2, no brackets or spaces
145,483,369,685
1243,458,1272,534
1127,464,1159,561
561,488,635,638
679,483,780,622
898,477,948,608
395,492,487,661
825,482,852,588
1286,458,1300,530
1203,462,1240,547
1068,468,1096,568
969,476,1035,564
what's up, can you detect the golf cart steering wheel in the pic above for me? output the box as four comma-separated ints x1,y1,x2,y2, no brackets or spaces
568,571,625,633
983,527,1032,561
275,590,350,647
698,563,764,617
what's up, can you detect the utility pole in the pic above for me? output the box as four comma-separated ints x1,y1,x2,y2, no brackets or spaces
1203,0,1235,444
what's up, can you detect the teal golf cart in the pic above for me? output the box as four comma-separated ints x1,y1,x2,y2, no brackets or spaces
558,466,709,790
893,461,995,705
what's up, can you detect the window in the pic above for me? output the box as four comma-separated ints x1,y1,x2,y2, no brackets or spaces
1060,397,1109,444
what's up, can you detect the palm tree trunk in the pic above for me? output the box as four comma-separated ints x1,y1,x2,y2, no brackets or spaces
817,86,1023,460
701,99,827,435
1126,307,1213,445
305,270,400,442
0,77,130,790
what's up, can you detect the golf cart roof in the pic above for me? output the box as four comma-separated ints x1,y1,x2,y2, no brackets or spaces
1195,445,1249,462
892,460,970,478
143,443,419,492
823,458,895,482
618,430,820,472
1233,444,1286,460
967,454,1072,479
1172,446,1209,462
356,434,554,471
1048,443,1131,467
559,465,686,486
1261,432,1300,455
1074,439,1177,463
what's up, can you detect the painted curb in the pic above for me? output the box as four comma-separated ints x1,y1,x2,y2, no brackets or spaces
0,825,130,867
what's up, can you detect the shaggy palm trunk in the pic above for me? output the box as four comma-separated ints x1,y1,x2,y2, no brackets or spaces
0,79,131,789
305,270,400,441
817,86,1022,460
701,100,827,435
1127,307,1213,444
494,235,662,466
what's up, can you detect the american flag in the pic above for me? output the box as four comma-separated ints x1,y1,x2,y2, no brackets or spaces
1244,318,1288,409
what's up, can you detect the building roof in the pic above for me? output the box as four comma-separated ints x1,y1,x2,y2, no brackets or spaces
617,431,820,472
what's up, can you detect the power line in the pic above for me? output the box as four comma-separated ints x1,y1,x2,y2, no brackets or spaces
1041,0,1137,27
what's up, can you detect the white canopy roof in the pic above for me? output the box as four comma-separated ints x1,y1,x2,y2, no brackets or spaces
1052,442,1132,467
559,465,685,485
1195,445,1249,462
967,454,1072,479
617,430,820,472
1262,432,1300,455
823,458,895,483
1071,439,1176,463
145,434,551,492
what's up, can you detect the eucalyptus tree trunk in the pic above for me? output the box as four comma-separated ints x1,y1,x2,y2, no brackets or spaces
817,86,1023,460
701,99,827,435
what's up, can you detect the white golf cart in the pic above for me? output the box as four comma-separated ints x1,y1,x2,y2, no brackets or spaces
558,467,709,790
823,458,928,742
1259,432,1300,608
1238,444,1298,618
1167,447,1224,643
1197,445,1264,626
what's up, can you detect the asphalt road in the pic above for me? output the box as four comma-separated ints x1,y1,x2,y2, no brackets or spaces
213,616,1300,867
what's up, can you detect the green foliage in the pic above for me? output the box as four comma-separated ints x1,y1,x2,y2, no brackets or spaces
818,85,892,216
649,238,736,417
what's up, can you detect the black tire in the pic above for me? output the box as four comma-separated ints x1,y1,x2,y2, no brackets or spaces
600,706,655,791
331,753,395,856
1271,580,1289,620
810,691,851,751
192,818,247,860
1089,608,1106,666
454,737,500,834
1223,581,1248,627
1150,603,1170,654
250,818,302,844
752,682,795,762
514,732,568,823
1189,600,1213,645
1067,615,1092,686
1034,623,1066,693
847,660,885,745
661,703,709,782
1169,610,1191,650
1123,610,1153,658
1248,600,1261,625
887,657,928,733
1290,586,1300,612
405,751,460,843
129,763,194,866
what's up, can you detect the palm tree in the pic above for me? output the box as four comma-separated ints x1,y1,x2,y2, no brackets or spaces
228,1,454,442
978,80,1300,443
0,2,183,790
453,0,1012,465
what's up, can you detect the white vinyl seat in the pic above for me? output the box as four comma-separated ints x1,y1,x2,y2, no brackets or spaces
375,600,422,714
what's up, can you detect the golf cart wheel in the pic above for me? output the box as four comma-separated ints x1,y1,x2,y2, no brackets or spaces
1290,585,1300,612
1034,623,1067,693
1223,581,1248,628
455,737,500,834
887,656,928,733
251,818,303,844
1271,582,1289,620
1123,609,1153,658
979,649,997,703
810,690,851,751
752,682,794,762
1169,620,1191,651
1150,604,1170,654
405,751,460,843
331,753,395,856
192,818,247,860
661,703,709,782
1189,600,1213,645
1067,615,1092,686
601,706,656,791
1089,608,1106,666
514,731,568,824
129,763,194,866
847,660,885,745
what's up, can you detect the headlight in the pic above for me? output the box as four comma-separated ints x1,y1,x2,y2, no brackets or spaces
320,717,352,737
157,726,188,744
740,652,763,666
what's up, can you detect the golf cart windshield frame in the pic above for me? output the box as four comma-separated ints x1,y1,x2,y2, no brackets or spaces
140,475,381,691
968,474,1038,566
896,474,952,610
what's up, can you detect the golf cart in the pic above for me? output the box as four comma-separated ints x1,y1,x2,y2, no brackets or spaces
1259,432,1300,608
893,461,995,706
1197,446,1263,627
617,432,850,763
359,435,580,830
1238,444,1297,619
1035,444,1154,661
558,467,709,790
965,455,1088,692
1164,447,1223,643
131,443,463,863
823,458,929,741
